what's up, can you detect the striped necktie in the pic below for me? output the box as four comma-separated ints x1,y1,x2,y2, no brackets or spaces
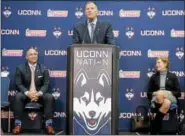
29,65,36,91
90,22,95,43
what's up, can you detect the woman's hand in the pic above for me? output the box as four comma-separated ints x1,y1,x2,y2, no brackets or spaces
155,93,164,104
158,90,169,98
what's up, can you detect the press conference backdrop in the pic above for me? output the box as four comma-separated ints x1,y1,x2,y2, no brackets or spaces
1,1,184,131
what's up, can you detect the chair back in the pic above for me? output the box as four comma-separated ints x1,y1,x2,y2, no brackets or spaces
1,77,10,103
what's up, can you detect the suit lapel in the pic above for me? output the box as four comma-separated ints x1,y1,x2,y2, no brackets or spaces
34,64,40,84
156,72,160,89
84,21,91,43
26,62,31,84
92,21,100,43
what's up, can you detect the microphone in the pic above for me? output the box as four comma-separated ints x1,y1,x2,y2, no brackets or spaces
82,25,88,44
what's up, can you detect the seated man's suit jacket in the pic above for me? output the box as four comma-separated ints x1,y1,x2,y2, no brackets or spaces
15,62,50,94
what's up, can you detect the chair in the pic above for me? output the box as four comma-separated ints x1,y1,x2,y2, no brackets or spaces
1,76,11,132
150,104,179,135
22,102,43,131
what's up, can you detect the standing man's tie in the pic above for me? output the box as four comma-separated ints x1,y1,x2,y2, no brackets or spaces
90,22,95,43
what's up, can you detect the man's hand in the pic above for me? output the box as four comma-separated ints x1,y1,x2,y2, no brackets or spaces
31,95,39,102
27,91,37,100
32,92,41,102
27,91,40,102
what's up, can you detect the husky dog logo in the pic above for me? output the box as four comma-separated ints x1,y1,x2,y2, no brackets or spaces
125,88,134,100
3,6,12,18
75,7,83,19
1,67,10,77
125,27,134,39
147,7,156,19
52,88,61,100
176,47,184,59
28,112,37,120
53,26,62,38
147,68,155,78
163,113,169,120
179,110,184,122
113,30,119,38
73,69,111,134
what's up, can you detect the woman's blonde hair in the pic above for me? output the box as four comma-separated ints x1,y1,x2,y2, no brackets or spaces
156,57,170,69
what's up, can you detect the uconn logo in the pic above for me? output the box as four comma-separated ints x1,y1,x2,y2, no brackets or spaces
119,112,141,119
3,6,12,18
125,27,134,39
28,112,37,120
147,68,155,78
53,26,62,38
125,88,134,100
98,10,113,16
176,47,184,59
162,10,185,16
45,50,67,56
73,69,111,135
1,67,9,77
147,7,156,19
53,112,66,118
171,71,184,77
141,30,165,36
17,10,42,16
1,29,20,35
119,50,142,58
75,7,83,18
52,88,61,100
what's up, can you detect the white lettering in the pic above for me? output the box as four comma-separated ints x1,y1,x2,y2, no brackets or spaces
162,10,185,16
120,50,142,56
45,50,67,56
98,10,113,16
141,30,165,36
76,50,109,58
1,29,20,35
140,92,147,98
171,71,185,77
18,10,42,16
53,112,66,118
119,112,137,119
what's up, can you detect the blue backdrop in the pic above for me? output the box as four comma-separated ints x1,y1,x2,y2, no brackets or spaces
1,0,184,132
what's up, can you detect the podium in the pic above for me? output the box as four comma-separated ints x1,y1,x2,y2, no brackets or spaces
66,44,120,135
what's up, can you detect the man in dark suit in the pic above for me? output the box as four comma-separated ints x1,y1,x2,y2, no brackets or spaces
73,1,115,45
12,47,55,135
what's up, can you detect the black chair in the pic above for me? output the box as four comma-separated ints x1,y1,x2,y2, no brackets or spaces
150,104,179,135
1,76,11,132
22,102,43,132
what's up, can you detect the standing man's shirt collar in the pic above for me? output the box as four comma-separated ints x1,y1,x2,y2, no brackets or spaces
87,18,97,25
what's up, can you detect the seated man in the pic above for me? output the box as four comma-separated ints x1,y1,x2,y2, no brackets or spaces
13,47,55,135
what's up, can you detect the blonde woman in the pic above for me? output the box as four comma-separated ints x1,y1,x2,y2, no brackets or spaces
147,57,181,134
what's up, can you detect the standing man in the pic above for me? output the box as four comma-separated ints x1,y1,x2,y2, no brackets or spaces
12,47,55,135
73,1,115,45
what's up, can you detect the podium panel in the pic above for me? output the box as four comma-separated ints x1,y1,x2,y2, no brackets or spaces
67,44,119,135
